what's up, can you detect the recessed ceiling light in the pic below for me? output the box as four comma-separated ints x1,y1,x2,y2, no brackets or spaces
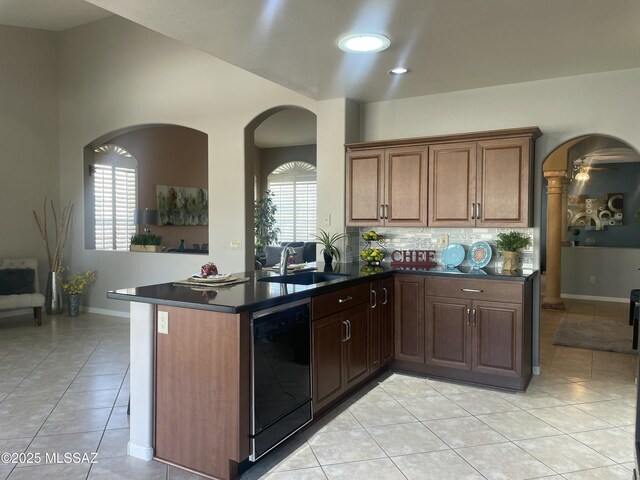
389,67,411,75
338,33,390,53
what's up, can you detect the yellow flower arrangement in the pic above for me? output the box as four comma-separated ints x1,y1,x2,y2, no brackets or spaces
61,269,96,295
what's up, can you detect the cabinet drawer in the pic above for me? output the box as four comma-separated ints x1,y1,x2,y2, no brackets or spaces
425,277,522,303
312,283,370,320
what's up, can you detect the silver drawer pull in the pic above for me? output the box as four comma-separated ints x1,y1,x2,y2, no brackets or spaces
338,296,353,304
461,288,483,293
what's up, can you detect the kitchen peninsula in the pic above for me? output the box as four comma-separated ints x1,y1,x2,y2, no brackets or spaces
108,263,536,479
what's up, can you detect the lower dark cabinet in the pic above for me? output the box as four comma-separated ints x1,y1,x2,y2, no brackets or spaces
312,303,370,412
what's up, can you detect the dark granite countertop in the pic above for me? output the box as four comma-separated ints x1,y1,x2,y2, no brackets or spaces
107,262,538,314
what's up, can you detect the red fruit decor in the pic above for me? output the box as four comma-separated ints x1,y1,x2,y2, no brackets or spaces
200,262,219,277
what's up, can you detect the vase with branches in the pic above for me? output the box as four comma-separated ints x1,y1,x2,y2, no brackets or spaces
33,197,73,314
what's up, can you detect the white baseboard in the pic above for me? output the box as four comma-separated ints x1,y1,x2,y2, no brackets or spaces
561,293,628,303
0,308,31,318
84,306,130,318
128,442,154,461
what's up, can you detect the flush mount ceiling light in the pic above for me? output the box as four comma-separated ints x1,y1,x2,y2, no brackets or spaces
389,67,411,75
338,33,390,53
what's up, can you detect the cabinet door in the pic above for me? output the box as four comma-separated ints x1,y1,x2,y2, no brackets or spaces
369,282,382,373
476,137,531,227
312,313,345,411
381,277,395,365
344,303,370,389
394,275,425,363
425,296,472,371
471,300,522,379
385,146,428,226
428,142,476,227
346,149,385,226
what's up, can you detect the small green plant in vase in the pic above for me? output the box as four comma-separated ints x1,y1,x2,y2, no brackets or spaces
314,229,346,266
495,231,530,271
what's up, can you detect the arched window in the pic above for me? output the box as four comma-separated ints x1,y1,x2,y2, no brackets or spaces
267,161,316,242
88,144,137,250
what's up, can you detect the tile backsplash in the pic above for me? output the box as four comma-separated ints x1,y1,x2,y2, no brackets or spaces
345,227,535,270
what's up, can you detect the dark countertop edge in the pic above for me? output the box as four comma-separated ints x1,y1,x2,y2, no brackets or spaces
107,266,537,315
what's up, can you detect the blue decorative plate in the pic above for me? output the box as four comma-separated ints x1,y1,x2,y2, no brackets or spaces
442,244,465,268
468,241,492,269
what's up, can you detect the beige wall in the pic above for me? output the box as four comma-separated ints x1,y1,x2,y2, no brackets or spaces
0,26,60,290
56,16,326,312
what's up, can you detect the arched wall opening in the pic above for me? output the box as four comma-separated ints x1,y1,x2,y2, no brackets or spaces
244,106,317,269
84,124,209,254
541,134,640,308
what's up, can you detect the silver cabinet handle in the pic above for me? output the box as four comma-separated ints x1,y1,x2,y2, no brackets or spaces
385,204,390,219
382,287,388,305
342,320,349,342
338,296,353,304
466,308,471,326
471,203,476,220
380,204,385,220
461,288,483,293
342,320,351,342
471,309,476,327
476,203,481,220
370,289,377,309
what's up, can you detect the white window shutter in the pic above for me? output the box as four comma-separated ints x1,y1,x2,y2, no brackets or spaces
94,164,137,251
267,162,317,243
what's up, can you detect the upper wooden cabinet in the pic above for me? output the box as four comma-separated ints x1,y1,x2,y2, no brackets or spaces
346,146,428,227
428,142,477,227
429,136,533,227
347,127,540,228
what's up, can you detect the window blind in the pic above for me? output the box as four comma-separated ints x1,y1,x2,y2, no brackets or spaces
94,164,136,250
268,172,316,243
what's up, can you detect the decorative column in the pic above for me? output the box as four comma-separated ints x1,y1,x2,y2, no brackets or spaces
543,170,567,309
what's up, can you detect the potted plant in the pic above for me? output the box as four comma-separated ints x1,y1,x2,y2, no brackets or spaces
314,229,346,266
254,190,279,252
495,231,530,271
130,233,163,252
61,269,96,317
571,228,581,246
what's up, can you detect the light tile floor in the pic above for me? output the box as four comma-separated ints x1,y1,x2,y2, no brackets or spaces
0,298,636,480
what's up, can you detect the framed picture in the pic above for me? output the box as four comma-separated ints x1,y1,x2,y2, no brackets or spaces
568,193,623,230
156,185,208,226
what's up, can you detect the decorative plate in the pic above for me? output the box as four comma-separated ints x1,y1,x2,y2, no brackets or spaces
442,244,465,268
467,241,492,269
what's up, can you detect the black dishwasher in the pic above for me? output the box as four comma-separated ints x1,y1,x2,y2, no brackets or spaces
250,299,312,461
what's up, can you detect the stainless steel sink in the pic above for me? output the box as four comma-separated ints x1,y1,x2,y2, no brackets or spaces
258,272,350,286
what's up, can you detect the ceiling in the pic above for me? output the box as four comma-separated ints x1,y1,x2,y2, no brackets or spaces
2,1,639,145
0,0,110,32
254,109,316,148
3,0,640,102
82,0,640,103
